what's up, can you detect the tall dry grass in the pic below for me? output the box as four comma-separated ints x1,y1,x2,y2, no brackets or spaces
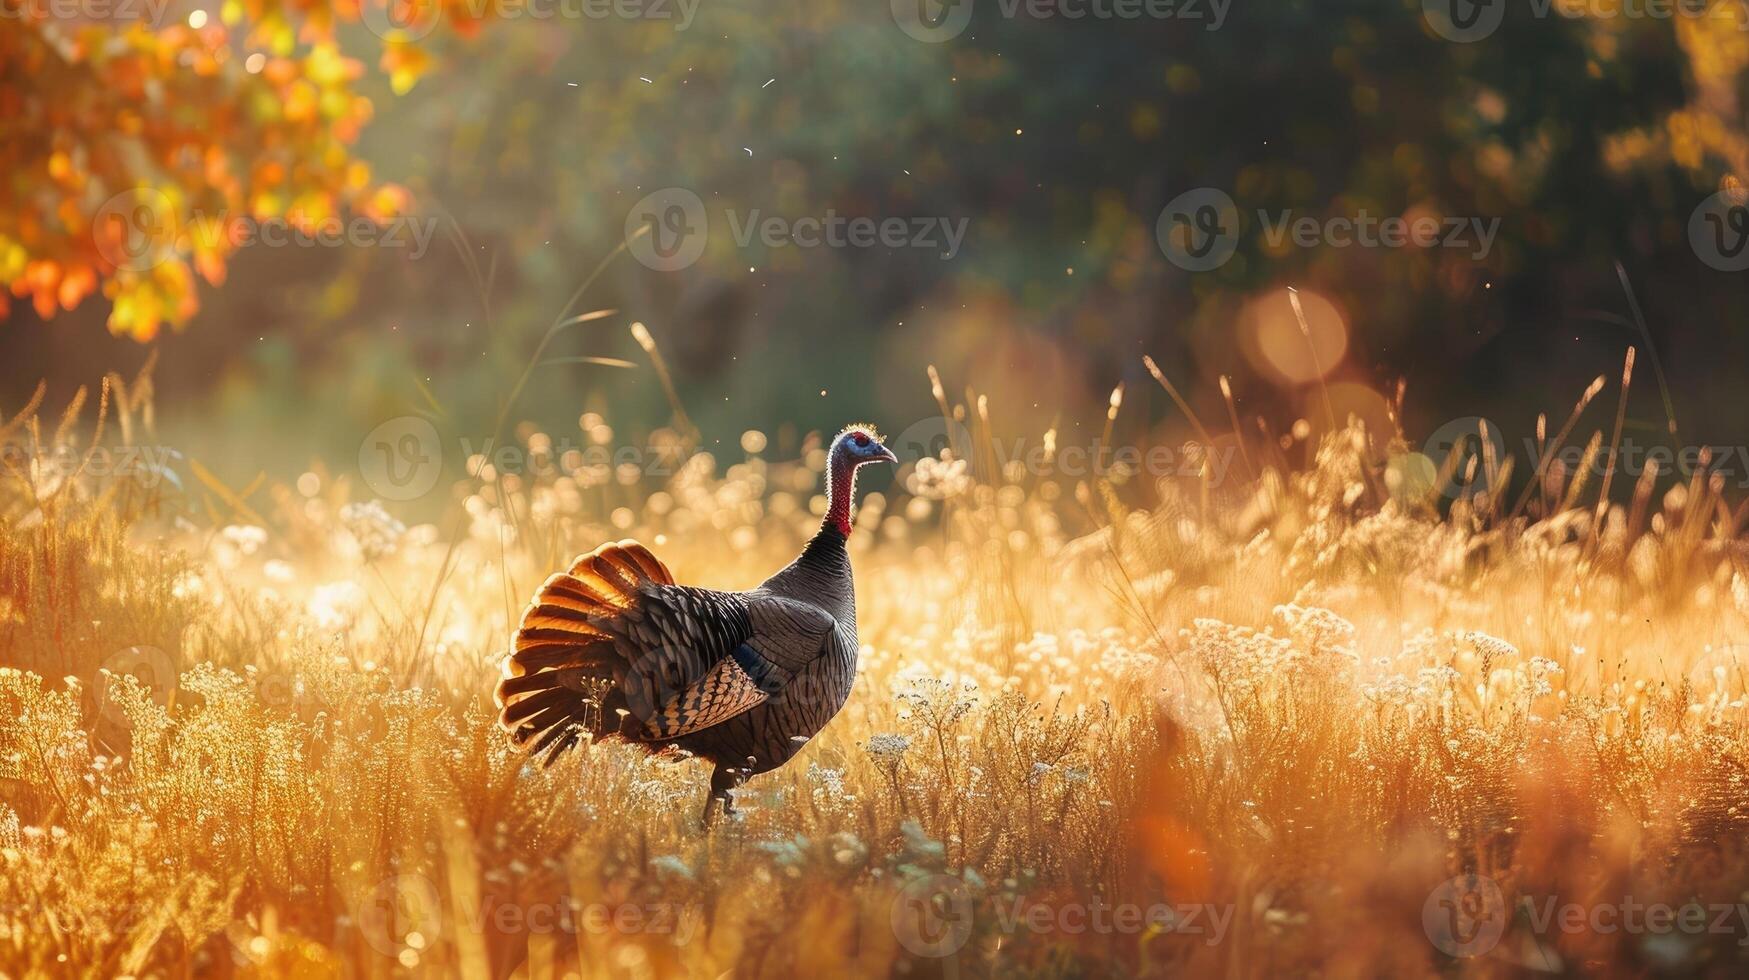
2,353,1749,978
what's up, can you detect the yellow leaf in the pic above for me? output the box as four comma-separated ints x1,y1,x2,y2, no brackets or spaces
306,43,348,87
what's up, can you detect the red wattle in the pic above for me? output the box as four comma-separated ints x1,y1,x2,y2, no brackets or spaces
825,455,857,535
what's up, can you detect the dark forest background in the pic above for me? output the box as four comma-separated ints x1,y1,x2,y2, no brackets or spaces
5,0,1748,503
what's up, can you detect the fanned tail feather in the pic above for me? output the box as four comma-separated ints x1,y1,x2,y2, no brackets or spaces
494,539,672,765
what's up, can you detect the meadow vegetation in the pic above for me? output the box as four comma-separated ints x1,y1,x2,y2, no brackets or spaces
3,355,1748,978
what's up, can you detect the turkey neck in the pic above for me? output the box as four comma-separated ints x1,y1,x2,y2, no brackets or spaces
824,452,859,537
758,454,857,621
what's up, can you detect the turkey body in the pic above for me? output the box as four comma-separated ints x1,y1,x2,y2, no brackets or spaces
671,531,857,779
494,424,893,821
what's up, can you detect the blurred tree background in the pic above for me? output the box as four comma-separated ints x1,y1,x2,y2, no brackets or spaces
4,0,1749,496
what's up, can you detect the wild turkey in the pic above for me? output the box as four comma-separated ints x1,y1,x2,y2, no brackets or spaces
494,424,896,822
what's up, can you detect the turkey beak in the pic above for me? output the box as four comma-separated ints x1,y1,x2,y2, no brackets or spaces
873,442,898,465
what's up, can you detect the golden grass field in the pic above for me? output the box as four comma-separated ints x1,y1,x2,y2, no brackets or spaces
4,354,1749,978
